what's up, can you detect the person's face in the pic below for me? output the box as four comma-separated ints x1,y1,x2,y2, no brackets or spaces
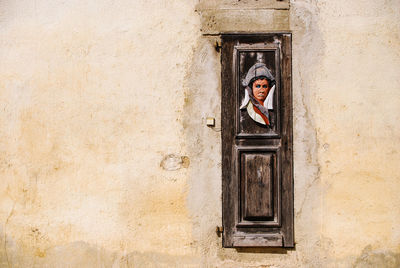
252,79,269,102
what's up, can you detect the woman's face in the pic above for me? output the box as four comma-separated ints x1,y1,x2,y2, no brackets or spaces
252,79,269,102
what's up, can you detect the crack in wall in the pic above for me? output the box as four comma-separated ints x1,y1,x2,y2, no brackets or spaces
4,200,16,268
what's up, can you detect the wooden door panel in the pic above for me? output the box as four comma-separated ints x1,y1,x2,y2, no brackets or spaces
235,47,281,138
236,146,280,227
242,152,273,219
222,33,293,248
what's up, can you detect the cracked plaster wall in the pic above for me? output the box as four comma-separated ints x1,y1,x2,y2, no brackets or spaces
0,0,399,267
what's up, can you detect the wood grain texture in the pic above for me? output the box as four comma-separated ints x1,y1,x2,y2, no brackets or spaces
280,33,294,247
242,153,273,219
233,234,283,247
221,35,236,247
222,33,293,248
236,146,280,228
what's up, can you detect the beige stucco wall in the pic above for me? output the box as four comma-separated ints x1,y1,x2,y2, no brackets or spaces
0,0,399,267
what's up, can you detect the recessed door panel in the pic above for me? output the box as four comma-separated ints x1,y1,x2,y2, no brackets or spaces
242,152,274,220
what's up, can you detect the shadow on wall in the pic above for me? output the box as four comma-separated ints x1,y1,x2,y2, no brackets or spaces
236,246,295,254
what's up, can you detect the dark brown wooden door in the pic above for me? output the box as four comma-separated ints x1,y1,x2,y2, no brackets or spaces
221,33,293,248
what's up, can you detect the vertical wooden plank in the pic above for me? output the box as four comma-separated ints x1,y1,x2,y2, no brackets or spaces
280,33,294,247
242,153,273,219
221,36,236,247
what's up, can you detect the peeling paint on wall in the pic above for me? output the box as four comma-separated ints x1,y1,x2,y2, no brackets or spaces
160,154,190,171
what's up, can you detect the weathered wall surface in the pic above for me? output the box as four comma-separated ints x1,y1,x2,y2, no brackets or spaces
0,0,399,267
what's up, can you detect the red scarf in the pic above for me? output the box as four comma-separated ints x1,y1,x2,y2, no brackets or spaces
253,100,270,125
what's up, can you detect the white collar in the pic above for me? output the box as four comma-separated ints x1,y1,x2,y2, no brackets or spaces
239,85,275,110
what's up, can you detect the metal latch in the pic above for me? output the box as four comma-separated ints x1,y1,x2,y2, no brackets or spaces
215,41,222,52
216,226,223,237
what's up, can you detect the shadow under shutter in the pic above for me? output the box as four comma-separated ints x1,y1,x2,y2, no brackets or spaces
221,33,293,248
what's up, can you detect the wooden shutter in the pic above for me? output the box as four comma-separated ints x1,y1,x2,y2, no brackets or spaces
221,33,293,248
